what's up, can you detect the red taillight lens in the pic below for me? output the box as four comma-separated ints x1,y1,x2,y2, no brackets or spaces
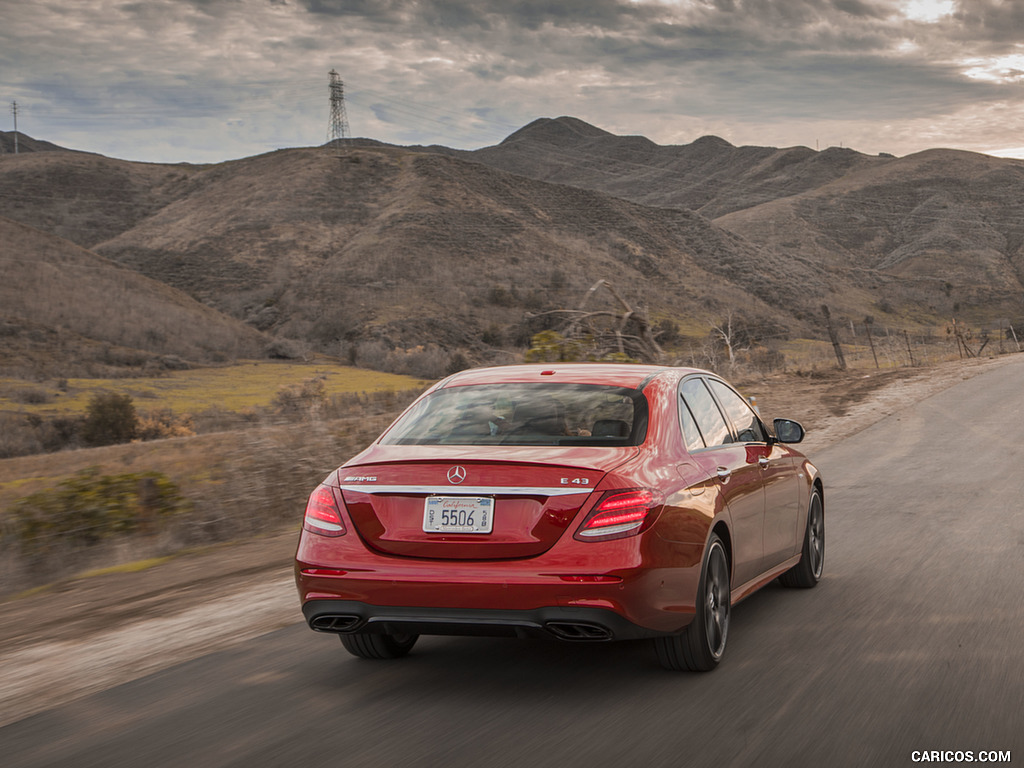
303,485,346,537
575,489,660,541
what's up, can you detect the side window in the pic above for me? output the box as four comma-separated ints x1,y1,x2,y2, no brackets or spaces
708,379,767,443
679,396,705,452
680,378,732,448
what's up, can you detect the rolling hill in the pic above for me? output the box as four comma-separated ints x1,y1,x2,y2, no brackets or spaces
444,117,887,220
88,144,822,352
713,149,1024,320
446,117,1024,325
0,215,268,377
2,117,1023,371
0,131,66,155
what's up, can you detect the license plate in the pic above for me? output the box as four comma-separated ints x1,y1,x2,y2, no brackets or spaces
423,496,494,534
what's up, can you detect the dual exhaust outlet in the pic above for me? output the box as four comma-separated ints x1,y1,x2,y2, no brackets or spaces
309,614,613,641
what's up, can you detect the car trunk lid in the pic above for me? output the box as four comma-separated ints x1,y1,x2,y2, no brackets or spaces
337,445,637,560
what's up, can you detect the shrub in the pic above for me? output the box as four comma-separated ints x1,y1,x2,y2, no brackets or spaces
136,409,196,440
4,469,190,559
10,387,54,405
82,392,138,446
266,338,308,360
525,330,585,362
488,286,516,307
351,341,451,379
0,413,43,458
446,350,470,375
654,319,680,346
0,414,86,457
481,324,504,347
273,377,328,415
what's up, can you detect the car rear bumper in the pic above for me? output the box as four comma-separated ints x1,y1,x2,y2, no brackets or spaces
296,527,703,638
301,599,673,641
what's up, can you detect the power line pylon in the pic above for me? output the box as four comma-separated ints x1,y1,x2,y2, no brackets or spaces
327,70,349,154
11,101,19,154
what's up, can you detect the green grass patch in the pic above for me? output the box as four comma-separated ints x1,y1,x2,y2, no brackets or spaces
0,475,61,495
0,360,429,417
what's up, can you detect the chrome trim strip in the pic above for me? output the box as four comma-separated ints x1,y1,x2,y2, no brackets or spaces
338,484,591,496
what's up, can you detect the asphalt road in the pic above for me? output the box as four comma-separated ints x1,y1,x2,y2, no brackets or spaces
3,359,1023,768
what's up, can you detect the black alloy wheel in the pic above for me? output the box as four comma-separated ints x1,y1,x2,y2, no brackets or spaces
655,533,730,672
780,488,824,588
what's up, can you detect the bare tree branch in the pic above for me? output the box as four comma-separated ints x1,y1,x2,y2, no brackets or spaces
527,280,665,363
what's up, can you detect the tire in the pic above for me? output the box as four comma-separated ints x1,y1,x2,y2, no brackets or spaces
779,487,824,589
655,534,730,672
340,630,419,659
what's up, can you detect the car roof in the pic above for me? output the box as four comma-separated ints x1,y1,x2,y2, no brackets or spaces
438,363,708,390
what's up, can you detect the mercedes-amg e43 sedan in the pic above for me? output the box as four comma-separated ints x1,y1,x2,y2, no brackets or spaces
295,363,823,671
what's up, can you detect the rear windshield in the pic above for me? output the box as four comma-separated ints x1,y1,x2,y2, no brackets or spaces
381,383,648,446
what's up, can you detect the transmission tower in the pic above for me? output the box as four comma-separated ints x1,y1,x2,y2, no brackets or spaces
327,70,350,152
11,101,19,154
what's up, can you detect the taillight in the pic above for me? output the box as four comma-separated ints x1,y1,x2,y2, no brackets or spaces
575,488,661,541
303,485,346,537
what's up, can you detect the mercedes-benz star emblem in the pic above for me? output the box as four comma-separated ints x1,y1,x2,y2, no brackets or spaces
447,465,467,484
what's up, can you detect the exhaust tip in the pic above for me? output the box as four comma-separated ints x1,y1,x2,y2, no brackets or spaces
310,614,363,633
545,621,613,641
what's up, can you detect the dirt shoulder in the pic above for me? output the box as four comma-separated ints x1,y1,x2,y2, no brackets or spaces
1,352,1021,727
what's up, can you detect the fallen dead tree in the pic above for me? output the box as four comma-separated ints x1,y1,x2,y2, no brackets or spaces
525,279,665,363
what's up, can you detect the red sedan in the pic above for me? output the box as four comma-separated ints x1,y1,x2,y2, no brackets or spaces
295,363,823,671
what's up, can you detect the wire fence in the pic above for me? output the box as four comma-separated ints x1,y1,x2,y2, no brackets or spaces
784,321,1022,373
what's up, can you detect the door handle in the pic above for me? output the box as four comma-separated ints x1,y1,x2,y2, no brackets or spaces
758,457,770,469
716,467,731,483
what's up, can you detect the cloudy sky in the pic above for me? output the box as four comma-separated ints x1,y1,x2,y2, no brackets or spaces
3,0,1024,163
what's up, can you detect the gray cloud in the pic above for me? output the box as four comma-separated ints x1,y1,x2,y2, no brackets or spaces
2,0,1023,162
952,0,1024,47
301,0,654,30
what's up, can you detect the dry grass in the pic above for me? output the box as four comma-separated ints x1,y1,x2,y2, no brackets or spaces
0,360,428,418
0,388,418,594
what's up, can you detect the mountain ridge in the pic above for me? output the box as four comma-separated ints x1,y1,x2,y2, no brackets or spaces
2,118,1022,371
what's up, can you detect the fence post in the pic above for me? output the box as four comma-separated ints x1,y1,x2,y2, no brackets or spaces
822,305,847,370
864,316,879,369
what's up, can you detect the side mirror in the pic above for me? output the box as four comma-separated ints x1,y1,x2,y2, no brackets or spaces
773,418,805,444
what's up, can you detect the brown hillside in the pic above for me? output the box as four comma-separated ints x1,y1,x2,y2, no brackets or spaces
0,216,268,375
714,149,1024,323
90,144,829,351
0,150,203,248
5,121,1023,361
448,117,1024,327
